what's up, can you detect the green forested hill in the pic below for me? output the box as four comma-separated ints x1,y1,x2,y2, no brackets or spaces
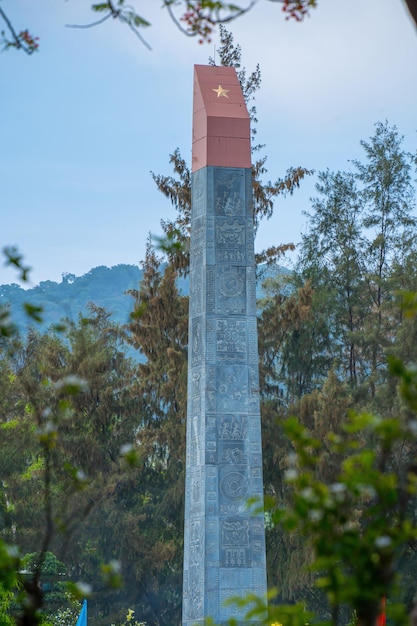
0,262,289,334
0,264,144,332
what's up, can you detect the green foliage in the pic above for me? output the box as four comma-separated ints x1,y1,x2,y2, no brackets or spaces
0,582,14,626
275,409,416,626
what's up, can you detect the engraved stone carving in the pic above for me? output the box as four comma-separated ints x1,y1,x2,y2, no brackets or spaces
190,520,203,567
214,169,245,216
216,267,246,314
217,248,245,264
219,446,249,465
186,573,203,619
216,319,246,360
219,268,244,297
224,549,246,567
220,471,249,501
191,318,203,367
189,268,203,317
217,219,245,245
221,519,249,546
218,415,248,440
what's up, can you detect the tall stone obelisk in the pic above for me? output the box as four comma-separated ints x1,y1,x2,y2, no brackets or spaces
182,65,267,626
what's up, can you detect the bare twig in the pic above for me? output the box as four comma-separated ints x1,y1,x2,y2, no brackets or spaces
65,0,152,50
66,13,113,29
404,0,417,26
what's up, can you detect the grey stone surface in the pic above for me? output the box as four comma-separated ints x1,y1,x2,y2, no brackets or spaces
183,164,267,625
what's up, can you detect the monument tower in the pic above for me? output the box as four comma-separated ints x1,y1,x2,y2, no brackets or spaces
182,65,267,625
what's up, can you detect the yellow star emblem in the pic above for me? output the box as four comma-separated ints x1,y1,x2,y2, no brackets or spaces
212,84,229,98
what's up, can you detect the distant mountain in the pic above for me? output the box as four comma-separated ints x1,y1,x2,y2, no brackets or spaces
0,264,144,333
0,263,291,334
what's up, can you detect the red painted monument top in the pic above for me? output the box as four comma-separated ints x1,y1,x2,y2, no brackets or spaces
192,65,251,172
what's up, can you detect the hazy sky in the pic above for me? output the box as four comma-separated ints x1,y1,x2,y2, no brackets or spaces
1,0,416,286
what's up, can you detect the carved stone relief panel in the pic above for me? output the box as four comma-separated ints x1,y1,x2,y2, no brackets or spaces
246,218,255,265
190,393,201,419
190,519,203,567
205,439,217,465
206,465,218,513
206,268,215,314
218,413,248,441
214,168,245,217
216,266,246,315
184,569,204,620
205,365,216,411
249,415,261,430
216,246,246,265
190,241,204,268
206,466,217,489
249,441,262,468
246,266,257,316
248,318,258,364
191,215,205,245
189,266,203,318
191,467,202,511
206,216,215,261
250,466,263,494
190,416,202,467
218,443,249,466
219,502,241,515
216,319,247,363
192,168,206,218
221,518,249,547
191,317,203,367
206,415,216,442
248,366,260,412
216,218,245,246
216,365,248,412
206,319,215,364
220,470,250,503
191,367,202,399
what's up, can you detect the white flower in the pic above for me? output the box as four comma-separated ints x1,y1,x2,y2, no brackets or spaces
330,482,347,502
408,420,417,435
375,535,392,549
308,509,323,522
300,487,316,502
285,469,298,481
74,581,92,596
120,443,134,455
330,482,346,494
287,452,297,467
75,469,87,482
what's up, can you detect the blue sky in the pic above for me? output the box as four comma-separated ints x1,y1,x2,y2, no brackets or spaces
1,0,416,286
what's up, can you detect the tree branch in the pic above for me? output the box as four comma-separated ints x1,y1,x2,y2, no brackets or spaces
0,6,39,53
65,0,152,50
404,0,417,26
